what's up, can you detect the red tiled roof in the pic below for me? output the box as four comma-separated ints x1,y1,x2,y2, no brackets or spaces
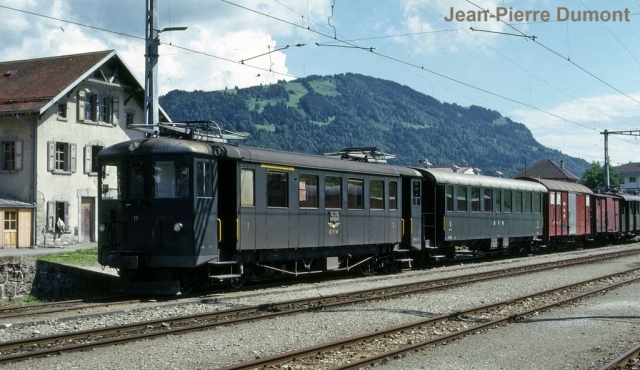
0,50,114,115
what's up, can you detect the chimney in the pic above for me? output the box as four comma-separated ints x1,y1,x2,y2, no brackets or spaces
560,160,564,169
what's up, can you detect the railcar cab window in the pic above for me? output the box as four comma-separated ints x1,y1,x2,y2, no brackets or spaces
197,162,213,198
446,186,454,212
100,164,121,200
240,169,255,207
484,189,493,213
370,179,384,210
471,187,480,212
299,174,318,208
389,181,398,210
325,176,342,209
457,186,467,212
267,171,288,207
153,161,189,199
129,162,145,199
348,178,364,210
504,190,512,213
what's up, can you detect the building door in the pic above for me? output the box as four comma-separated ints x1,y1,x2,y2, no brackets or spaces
80,197,95,242
3,210,17,248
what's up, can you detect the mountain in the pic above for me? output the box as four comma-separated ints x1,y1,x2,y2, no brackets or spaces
159,73,589,178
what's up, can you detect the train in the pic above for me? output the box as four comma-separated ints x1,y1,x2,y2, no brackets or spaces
96,130,640,293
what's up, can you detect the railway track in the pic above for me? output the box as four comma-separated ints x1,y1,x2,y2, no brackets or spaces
220,268,640,370
600,343,640,370
1,248,638,365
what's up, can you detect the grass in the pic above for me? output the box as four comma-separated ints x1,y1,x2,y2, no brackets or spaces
38,247,99,266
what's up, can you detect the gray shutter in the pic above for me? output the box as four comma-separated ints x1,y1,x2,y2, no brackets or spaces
77,91,85,121
47,141,55,171
84,145,92,173
15,140,22,170
64,201,70,231
112,96,120,125
90,95,98,121
47,201,55,231
70,143,77,173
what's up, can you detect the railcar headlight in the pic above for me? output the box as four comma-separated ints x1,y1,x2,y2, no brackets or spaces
173,222,184,232
99,223,106,232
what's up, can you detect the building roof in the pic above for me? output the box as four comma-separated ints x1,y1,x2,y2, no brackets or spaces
513,159,580,183
0,50,170,120
0,194,35,208
614,162,640,175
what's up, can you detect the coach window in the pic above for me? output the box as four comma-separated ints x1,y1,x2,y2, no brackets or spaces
534,193,542,213
504,190,512,213
240,169,254,207
267,171,288,208
299,173,318,208
445,186,453,212
525,192,532,213
495,190,502,213
457,186,467,212
325,176,342,209
370,179,384,210
196,162,213,198
514,191,522,213
389,181,398,210
471,187,480,212
484,189,493,213
348,178,364,210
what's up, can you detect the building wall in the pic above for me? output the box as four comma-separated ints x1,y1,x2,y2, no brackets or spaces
0,115,36,202
620,173,640,193
35,78,144,246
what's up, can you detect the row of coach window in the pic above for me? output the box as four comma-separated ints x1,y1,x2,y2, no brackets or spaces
240,169,398,211
445,186,542,214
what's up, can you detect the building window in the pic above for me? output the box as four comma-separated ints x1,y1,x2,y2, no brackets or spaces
389,181,398,210
630,177,637,183
299,174,318,208
348,178,364,210
370,179,384,210
325,176,342,209
241,169,255,206
48,141,76,173
78,90,118,124
125,112,135,126
2,141,15,170
84,144,104,174
57,102,68,120
267,171,288,208
4,210,16,231
47,201,69,233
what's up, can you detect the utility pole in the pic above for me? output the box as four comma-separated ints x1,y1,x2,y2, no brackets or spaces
144,0,186,135
601,129,640,188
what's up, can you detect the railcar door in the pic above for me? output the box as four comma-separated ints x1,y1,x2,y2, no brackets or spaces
323,174,344,247
401,178,422,249
297,172,321,248
218,160,240,251
568,193,577,235
237,164,257,251
194,159,217,262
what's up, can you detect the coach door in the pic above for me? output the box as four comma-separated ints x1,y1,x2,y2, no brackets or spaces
402,178,422,249
568,193,577,235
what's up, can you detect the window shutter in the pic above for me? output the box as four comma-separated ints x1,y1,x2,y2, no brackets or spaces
47,141,55,171
15,140,22,171
84,145,92,173
90,95,98,121
64,201,70,231
47,201,55,231
77,91,85,121
112,97,120,125
70,143,77,173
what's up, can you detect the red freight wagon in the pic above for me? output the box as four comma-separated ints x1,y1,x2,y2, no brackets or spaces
517,178,592,246
593,193,620,237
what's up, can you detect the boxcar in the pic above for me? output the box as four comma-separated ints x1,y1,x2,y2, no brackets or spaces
415,169,547,259
618,193,640,240
518,178,593,247
97,137,422,290
592,193,621,241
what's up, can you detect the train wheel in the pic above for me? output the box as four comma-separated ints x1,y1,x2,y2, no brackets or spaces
228,275,246,289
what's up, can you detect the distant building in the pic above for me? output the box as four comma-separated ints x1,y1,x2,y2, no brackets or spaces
426,165,482,175
615,162,640,193
513,159,580,183
0,50,167,248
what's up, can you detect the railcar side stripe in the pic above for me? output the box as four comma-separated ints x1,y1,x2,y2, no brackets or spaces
260,164,295,171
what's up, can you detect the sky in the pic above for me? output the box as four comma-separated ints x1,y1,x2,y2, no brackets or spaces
0,0,639,168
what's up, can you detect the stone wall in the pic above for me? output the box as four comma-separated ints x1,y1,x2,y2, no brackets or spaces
0,256,117,301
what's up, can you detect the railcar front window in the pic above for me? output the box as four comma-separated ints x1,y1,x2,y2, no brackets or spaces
325,176,342,209
101,164,121,200
370,180,384,210
129,162,144,199
299,174,318,208
267,171,288,207
348,178,364,210
153,161,190,199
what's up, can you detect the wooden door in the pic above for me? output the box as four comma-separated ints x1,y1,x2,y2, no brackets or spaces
3,210,17,248
80,198,95,242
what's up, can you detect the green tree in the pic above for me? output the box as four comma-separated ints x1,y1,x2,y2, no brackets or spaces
580,162,620,190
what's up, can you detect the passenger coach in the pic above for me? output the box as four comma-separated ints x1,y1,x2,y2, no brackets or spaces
97,137,422,291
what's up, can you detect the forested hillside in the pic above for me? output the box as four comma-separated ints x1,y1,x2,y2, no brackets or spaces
159,73,589,177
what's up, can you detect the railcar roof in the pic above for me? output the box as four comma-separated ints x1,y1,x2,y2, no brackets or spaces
98,138,422,178
415,168,547,192
517,177,592,193
617,193,640,202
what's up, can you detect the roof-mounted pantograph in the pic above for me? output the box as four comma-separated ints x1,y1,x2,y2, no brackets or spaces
323,147,396,164
128,120,248,143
